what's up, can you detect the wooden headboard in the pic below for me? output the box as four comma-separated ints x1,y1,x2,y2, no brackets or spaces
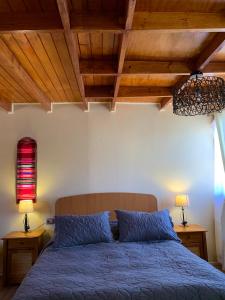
55,193,157,219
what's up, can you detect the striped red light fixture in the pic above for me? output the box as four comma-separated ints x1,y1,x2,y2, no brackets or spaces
16,137,37,204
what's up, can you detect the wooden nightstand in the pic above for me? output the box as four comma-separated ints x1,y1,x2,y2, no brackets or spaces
2,228,45,286
174,224,208,261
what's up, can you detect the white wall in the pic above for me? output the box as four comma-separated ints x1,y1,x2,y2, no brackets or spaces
0,103,215,272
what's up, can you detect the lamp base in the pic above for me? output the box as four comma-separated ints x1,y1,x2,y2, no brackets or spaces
24,213,30,232
181,207,188,227
181,220,188,227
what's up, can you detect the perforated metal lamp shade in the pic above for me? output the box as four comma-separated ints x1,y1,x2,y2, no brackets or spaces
173,72,225,116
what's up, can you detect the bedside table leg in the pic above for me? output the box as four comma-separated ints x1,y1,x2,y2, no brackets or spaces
2,240,7,286
202,232,208,261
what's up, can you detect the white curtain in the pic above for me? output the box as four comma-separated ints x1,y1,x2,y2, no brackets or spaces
214,112,225,268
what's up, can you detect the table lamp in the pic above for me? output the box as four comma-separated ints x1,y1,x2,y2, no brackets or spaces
175,194,189,227
19,200,34,232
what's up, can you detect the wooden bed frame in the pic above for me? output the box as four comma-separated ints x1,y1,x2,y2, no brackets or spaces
55,193,157,219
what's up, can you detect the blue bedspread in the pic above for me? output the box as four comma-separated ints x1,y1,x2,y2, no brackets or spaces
13,240,225,300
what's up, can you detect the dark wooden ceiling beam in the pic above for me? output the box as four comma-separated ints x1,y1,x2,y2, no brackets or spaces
80,59,225,75
0,12,224,33
160,33,225,110
81,59,191,75
132,12,225,32
112,0,136,111
123,61,192,75
87,98,112,103
118,86,172,98
203,62,225,74
71,12,225,32
56,0,88,111
70,12,124,33
0,13,63,33
85,85,172,100
160,97,173,110
0,39,52,111
0,97,13,112
195,33,225,70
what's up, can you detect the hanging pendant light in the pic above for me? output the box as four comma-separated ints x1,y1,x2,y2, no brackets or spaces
173,71,225,116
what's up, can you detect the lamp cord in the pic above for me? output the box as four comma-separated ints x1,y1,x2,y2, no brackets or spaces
34,222,46,230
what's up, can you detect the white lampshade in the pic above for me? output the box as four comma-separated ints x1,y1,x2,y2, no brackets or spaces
19,200,34,213
175,194,189,207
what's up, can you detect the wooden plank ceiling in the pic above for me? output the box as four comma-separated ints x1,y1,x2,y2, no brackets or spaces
0,0,225,112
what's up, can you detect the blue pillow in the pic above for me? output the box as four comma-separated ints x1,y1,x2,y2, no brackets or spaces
54,212,113,248
116,209,180,243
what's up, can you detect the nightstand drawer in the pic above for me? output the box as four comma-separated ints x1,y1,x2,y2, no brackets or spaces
174,225,208,261
7,250,33,284
8,238,36,249
2,228,45,286
178,232,202,243
187,244,202,257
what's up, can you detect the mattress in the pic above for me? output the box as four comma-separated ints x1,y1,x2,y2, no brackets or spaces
13,240,225,300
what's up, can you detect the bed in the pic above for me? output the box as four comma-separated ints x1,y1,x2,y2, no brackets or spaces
13,193,225,300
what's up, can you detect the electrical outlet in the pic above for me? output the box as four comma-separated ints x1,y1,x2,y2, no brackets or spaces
46,217,55,225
